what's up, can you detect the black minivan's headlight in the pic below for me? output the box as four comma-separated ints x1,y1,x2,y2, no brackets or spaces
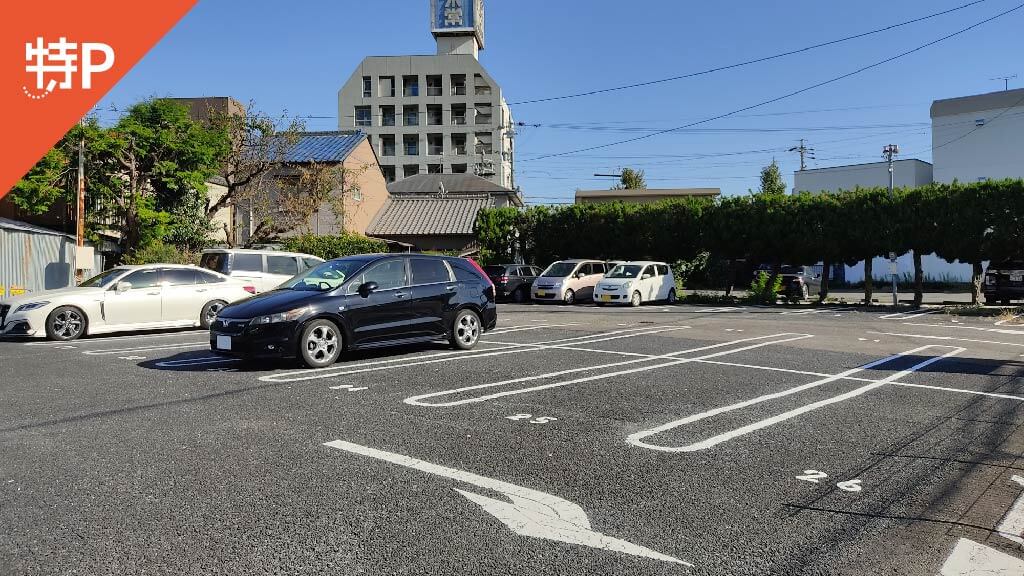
253,307,308,325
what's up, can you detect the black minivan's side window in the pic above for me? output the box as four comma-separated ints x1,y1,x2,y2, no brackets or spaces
361,259,408,290
234,253,263,272
410,258,451,285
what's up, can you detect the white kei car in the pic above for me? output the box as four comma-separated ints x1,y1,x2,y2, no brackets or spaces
0,264,256,341
593,261,678,307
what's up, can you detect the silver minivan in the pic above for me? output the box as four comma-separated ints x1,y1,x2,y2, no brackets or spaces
199,249,324,293
531,259,609,304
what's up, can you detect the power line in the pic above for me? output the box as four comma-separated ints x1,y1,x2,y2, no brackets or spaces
508,0,991,106
524,2,1024,161
920,90,1024,153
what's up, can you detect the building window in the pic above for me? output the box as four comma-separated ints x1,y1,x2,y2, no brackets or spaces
403,164,420,178
362,76,372,98
451,74,466,96
474,74,491,96
427,133,443,156
380,134,396,156
427,104,443,126
451,133,467,155
451,163,468,174
427,164,443,174
451,103,466,125
475,132,493,155
403,75,419,97
381,165,396,183
403,105,419,126
975,118,986,127
354,106,372,127
379,76,395,97
474,103,492,125
426,75,443,96
380,105,395,127
403,134,419,156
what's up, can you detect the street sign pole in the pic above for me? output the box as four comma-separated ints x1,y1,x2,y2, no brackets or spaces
883,144,899,310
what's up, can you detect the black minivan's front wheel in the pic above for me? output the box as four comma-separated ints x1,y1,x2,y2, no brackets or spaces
450,309,481,350
299,319,342,368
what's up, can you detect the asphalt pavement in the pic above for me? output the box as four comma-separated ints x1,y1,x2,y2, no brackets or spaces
2,302,1024,575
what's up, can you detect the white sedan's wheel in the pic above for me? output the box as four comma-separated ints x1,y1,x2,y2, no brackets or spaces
46,306,86,341
630,291,642,307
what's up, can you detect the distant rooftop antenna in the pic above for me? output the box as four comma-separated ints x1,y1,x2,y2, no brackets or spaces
991,75,1017,91
437,181,448,198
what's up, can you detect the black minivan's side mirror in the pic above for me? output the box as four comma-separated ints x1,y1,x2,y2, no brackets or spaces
358,281,378,298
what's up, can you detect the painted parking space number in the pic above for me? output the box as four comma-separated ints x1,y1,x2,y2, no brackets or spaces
796,470,862,492
506,413,558,425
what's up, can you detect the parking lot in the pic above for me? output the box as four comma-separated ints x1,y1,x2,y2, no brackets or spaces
3,303,1024,575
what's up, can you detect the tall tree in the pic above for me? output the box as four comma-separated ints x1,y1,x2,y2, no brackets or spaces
753,161,788,197
612,167,646,190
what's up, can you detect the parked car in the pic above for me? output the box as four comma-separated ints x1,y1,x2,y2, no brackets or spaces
199,249,324,293
984,260,1024,305
755,264,821,302
531,259,609,304
594,261,677,306
483,264,542,303
210,254,497,368
0,265,255,341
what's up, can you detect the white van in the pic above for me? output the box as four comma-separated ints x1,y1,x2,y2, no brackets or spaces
594,261,677,306
199,249,324,293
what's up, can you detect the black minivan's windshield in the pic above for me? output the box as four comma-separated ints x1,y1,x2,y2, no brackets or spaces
79,268,126,288
541,262,577,277
281,259,369,292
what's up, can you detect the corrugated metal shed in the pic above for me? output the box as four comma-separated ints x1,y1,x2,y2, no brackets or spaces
367,195,491,236
0,218,101,296
280,131,367,163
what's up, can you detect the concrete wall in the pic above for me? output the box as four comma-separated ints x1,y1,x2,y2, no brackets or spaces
337,55,513,190
932,94,1024,184
793,160,933,194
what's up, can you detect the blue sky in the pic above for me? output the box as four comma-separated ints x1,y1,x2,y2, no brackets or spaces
94,0,1023,203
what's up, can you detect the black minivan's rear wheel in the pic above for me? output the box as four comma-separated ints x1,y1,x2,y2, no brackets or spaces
299,319,342,368
450,309,481,350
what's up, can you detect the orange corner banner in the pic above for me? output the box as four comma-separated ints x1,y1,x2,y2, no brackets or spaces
0,0,198,199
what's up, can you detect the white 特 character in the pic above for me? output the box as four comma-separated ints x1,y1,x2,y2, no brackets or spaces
25,37,78,92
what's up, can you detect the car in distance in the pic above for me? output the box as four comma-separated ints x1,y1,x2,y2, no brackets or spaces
199,248,325,293
984,260,1024,305
209,254,497,368
594,261,677,306
0,264,255,341
780,265,821,302
483,264,542,303
531,259,609,304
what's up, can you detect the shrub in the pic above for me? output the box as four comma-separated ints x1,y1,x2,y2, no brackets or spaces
280,234,387,260
683,292,739,306
745,271,782,305
122,241,199,265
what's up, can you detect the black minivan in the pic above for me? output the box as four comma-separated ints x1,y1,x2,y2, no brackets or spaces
209,254,497,368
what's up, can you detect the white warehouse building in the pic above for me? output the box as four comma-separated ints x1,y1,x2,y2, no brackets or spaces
337,0,515,190
931,87,1024,184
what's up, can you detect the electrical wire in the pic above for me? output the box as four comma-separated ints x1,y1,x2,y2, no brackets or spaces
508,0,992,105
524,2,1024,161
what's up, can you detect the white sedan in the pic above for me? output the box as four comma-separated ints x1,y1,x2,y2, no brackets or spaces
594,261,678,307
0,264,256,341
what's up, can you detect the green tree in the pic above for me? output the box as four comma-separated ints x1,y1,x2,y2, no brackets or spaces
753,161,788,197
612,167,646,190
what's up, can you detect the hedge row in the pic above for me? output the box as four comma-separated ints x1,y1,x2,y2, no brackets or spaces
280,234,387,260
474,179,1024,304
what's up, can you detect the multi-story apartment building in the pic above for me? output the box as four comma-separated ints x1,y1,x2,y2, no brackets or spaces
337,0,514,189
931,87,1024,184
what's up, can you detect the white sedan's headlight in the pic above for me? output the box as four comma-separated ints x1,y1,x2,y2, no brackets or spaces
14,301,49,313
253,307,308,325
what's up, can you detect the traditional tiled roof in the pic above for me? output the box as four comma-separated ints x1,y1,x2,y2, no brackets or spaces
386,173,514,195
366,195,491,236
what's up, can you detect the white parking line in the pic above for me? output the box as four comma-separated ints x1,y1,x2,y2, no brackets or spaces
781,307,859,315
262,325,690,384
995,315,1023,327
879,308,941,320
81,341,209,355
939,538,1024,575
868,331,1024,348
24,330,207,346
405,333,812,407
903,322,1024,336
627,345,963,453
996,475,1024,546
487,324,574,336
155,356,240,368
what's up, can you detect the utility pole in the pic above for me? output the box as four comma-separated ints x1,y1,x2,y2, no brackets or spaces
991,74,1017,91
75,125,86,284
788,139,815,171
882,144,899,310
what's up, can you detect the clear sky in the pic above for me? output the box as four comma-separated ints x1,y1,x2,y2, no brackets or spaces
94,0,1023,204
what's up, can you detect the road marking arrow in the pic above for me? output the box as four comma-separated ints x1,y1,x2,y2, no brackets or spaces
323,440,689,566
